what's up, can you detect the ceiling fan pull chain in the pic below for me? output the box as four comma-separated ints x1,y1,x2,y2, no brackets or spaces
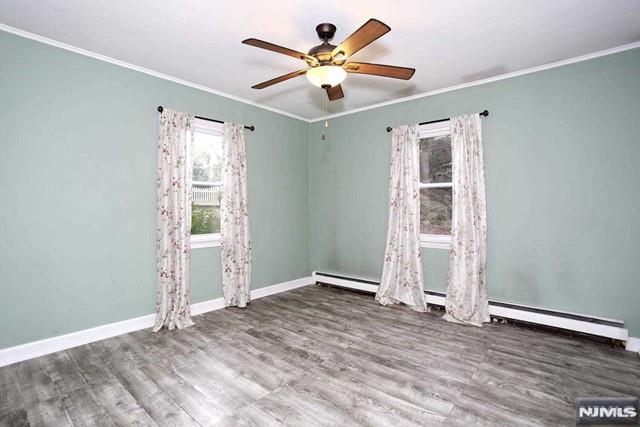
321,92,328,141
324,96,329,128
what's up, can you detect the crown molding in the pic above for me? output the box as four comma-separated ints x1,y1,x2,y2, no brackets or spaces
310,41,640,123
0,23,310,122
2,23,638,124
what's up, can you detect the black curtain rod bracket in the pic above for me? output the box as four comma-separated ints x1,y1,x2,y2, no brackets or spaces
386,109,488,132
157,106,255,131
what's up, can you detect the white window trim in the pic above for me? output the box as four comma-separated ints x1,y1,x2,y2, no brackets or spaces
191,233,221,249
193,180,222,186
190,118,224,249
420,234,451,250
193,118,223,136
419,121,452,250
419,121,450,139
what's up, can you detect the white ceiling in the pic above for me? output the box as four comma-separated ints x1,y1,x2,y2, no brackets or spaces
1,0,639,120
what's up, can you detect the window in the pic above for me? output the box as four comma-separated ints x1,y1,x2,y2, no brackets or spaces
419,121,452,249
191,119,223,249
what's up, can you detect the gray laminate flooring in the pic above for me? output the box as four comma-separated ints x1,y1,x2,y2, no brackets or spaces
1,285,639,426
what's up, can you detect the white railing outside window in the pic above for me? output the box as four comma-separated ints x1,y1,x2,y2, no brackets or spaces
192,180,222,206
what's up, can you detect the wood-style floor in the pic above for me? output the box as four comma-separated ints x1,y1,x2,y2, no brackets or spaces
1,285,639,426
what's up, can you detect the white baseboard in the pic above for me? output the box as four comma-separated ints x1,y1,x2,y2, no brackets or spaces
189,298,226,316
251,276,314,299
0,276,314,367
0,313,157,369
626,337,640,353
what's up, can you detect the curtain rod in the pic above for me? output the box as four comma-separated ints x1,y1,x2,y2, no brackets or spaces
386,110,489,132
157,106,255,131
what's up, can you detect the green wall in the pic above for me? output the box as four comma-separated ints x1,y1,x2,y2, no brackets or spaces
308,48,640,336
0,31,309,348
2,28,639,349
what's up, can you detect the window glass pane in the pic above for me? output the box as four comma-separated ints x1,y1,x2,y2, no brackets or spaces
419,135,451,183
420,187,452,235
192,132,222,183
191,204,220,235
191,130,222,235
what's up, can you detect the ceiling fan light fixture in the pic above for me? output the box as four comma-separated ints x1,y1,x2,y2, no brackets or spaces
306,65,347,88
243,19,413,101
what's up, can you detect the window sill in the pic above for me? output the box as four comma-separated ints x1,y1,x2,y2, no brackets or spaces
190,233,221,249
420,234,451,250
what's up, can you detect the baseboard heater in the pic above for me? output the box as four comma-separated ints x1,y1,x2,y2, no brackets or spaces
312,271,629,342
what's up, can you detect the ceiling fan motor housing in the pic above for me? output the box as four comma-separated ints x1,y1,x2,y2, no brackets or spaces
316,23,337,42
308,23,338,64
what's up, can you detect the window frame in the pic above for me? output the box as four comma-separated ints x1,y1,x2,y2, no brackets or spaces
190,118,223,249
418,121,452,250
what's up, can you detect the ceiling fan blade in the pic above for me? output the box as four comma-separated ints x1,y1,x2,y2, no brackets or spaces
331,19,390,60
345,62,415,80
326,84,344,101
251,69,307,89
242,38,316,63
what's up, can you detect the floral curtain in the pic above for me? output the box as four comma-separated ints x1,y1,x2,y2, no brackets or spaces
154,108,195,331
443,113,490,326
221,123,252,307
376,124,428,312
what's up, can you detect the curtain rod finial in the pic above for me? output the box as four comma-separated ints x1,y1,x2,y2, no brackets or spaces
157,106,163,113
386,126,392,132
480,109,489,117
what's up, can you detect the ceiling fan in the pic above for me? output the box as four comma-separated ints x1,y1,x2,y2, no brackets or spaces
242,19,415,101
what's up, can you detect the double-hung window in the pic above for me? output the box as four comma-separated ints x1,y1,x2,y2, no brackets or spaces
190,119,223,249
419,121,452,249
